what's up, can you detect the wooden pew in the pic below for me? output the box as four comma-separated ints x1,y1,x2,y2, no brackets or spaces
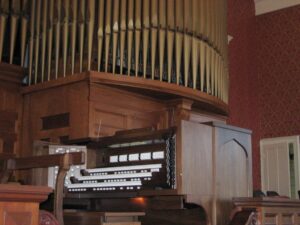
0,152,85,225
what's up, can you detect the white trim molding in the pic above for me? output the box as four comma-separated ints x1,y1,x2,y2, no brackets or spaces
255,0,300,15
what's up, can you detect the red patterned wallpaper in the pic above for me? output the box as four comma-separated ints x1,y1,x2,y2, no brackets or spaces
227,2,300,190
227,0,260,189
256,6,300,139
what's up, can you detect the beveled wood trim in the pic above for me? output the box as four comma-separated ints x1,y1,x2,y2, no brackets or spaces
0,184,52,203
21,73,88,94
233,197,300,208
209,122,252,134
67,127,176,148
21,71,228,115
89,71,228,114
6,152,85,170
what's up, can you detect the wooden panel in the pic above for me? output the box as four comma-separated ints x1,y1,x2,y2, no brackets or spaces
216,141,248,225
0,109,18,156
31,141,51,186
178,121,252,225
21,75,170,160
41,113,70,130
21,80,89,157
217,141,248,197
0,203,36,225
0,120,15,133
4,211,32,225
0,63,23,157
181,121,213,214
215,125,252,225
264,213,278,225
0,139,3,153
282,213,294,225
89,72,228,115
88,84,167,138
64,211,144,225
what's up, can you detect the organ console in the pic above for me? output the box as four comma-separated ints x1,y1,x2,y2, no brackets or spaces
45,127,208,225
65,127,176,195
37,122,251,225
66,128,176,196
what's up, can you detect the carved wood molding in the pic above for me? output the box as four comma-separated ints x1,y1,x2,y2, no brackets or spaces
0,184,52,203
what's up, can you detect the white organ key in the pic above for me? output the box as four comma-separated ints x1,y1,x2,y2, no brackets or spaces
67,180,142,189
76,172,153,181
86,164,162,173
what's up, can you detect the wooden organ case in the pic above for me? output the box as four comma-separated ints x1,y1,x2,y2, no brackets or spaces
0,0,254,225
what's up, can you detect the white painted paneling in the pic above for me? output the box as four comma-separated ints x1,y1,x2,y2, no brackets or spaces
261,136,300,198
267,146,279,192
277,143,290,196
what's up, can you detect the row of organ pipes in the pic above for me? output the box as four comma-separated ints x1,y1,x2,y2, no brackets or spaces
0,0,229,103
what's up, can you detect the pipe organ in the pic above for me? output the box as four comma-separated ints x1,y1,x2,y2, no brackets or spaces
0,0,229,104
0,2,260,225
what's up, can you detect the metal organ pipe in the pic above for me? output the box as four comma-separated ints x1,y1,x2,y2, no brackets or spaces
97,0,104,72
9,0,20,65
20,0,29,67
41,0,47,81
0,0,229,104
62,0,69,77
71,0,78,75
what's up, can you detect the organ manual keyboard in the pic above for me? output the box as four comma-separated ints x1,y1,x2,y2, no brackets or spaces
65,127,176,195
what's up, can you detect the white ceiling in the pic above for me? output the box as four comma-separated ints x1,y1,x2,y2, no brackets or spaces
254,0,300,15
